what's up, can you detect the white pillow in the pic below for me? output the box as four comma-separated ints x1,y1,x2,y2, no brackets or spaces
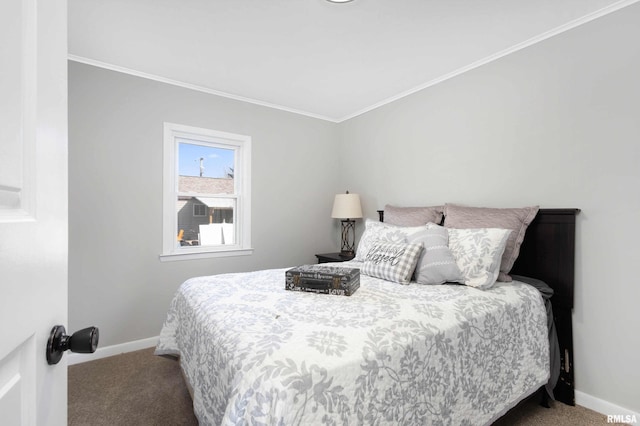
446,227,511,290
361,240,423,284
354,219,425,262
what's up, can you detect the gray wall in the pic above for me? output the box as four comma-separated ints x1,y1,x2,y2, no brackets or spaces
338,4,640,413
69,2,639,415
69,62,342,348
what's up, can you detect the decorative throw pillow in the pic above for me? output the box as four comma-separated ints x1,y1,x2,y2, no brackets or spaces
407,225,463,285
447,227,512,290
354,219,425,262
384,205,444,226
361,240,423,284
444,204,539,282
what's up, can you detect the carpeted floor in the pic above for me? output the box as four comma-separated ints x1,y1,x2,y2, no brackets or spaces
68,348,621,425
68,348,196,425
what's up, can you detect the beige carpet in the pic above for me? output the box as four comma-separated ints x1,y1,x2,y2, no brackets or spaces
68,348,196,425
69,348,621,425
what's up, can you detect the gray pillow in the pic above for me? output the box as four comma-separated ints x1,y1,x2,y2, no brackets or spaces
384,204,444,226
444,204,539,282
407,226,463,285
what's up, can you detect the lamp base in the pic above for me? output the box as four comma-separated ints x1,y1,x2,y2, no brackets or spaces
340,219,356,255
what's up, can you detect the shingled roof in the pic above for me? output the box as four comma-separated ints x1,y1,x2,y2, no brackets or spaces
178,176,234,194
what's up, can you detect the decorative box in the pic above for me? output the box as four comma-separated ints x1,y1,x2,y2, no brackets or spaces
285,265,360,296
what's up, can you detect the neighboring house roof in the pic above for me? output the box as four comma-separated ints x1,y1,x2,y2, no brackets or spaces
179,176,233,194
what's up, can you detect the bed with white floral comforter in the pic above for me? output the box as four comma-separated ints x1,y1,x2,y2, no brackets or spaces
155,262,549,425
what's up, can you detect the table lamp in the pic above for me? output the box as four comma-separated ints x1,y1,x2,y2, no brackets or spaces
331,191,363,256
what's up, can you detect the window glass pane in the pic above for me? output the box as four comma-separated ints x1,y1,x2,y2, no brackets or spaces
176,141,236,247
178,141,235,182
193,204,206,216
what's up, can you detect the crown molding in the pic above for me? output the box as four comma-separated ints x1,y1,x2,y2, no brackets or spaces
67,54,340,123
68,0,640,124
337,0,640,122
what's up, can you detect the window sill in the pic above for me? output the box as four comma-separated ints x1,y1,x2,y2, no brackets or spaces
159,248,254,262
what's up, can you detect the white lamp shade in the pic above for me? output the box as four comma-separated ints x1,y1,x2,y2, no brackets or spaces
331,193,362,219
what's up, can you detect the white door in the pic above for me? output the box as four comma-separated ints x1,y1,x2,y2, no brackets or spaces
0,0,68,425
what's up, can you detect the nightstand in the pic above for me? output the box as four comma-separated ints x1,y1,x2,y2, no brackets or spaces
315,252,355,264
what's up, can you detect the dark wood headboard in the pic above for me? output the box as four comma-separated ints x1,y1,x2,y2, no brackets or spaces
511,208,580,406
377,207,580,406
510,209,579,310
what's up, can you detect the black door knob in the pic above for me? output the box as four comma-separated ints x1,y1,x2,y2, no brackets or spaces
46,325,99,365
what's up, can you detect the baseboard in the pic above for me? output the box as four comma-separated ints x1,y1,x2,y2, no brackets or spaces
67,336,158,366
576,390,639,422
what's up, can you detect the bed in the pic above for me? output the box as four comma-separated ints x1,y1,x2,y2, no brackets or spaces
155,206,579,425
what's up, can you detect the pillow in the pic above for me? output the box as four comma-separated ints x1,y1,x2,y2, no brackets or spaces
406,225,463,285
447,227,511,290
444,204,539,282
354,219,425,262
384,204,444,226
361,240,423,284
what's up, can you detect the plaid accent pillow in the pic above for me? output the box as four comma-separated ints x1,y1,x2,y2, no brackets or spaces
361,240,423,284
354,219,425,262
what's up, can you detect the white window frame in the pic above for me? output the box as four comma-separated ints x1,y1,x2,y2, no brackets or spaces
160,122,252,261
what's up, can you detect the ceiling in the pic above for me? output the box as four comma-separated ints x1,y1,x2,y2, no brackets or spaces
68,0,636,122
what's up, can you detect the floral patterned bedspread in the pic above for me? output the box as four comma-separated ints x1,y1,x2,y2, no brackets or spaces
155,263,549,426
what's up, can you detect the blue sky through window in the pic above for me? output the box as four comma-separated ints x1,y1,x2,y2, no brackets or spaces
178,141,235,178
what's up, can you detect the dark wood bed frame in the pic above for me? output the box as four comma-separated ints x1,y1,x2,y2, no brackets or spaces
377,208,580,406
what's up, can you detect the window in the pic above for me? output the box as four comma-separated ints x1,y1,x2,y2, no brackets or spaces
161,123,252,260
193,203,206,217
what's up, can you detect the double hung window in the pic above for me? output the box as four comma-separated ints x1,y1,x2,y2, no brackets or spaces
161,123,252,260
